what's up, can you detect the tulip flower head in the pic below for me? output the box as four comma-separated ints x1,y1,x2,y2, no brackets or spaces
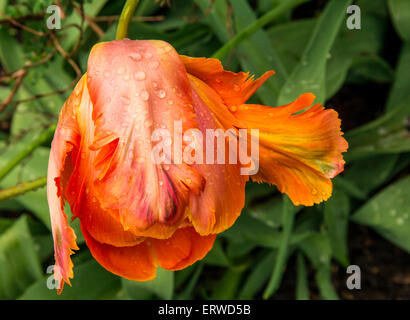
47,39,347,292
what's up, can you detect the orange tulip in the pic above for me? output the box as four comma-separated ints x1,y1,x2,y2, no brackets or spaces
47,39,347,292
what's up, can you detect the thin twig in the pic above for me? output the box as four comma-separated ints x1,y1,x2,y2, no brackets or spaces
2,15,46,36
0,176,47,201
0,69,27,112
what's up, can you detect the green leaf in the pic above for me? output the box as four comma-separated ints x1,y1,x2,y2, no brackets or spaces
58,0,109,50
26,217,54,262
386,43,410,112
0,216,43,299
210,267,245,300
299,233,339,300
122,268,174,300
295,253,309,300
268,18,315,74
195,0,291,105
248,195,303,229
239,250,276,299
194,0,231,43
0,27,24,72
263,196,294,298
343,154,398,195
229,0,288,105
299,233,332,269
19,259,121,300
345,124,410,161
222,212,310,249
348,55,394,83
244,182,275,206
0,218,13,233
388,0,410,42
352,175,410,252
176,264,203,300
324,189,350,266
203,238,230,267
0,145,50,227
358,0,388,17
277,0,353,106
226,241,257,260
315,266,339,300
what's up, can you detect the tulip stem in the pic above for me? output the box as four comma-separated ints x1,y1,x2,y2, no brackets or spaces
0,124,56,183
0,176,47,201
116,0,140,40
263,195,295,299
211,0,308,60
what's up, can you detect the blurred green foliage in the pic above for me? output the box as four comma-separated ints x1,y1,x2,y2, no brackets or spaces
0,0,409,300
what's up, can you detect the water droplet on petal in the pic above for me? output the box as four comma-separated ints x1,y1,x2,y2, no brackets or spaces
103,71,110,78
229,106,237,112
233,84,240,92
141,91,149,101
120,96,130,105
123,73,130,81
129,52,142,61
134,71,146,81
168,100,174,105
157,90,166,99
152,82,158,88
150,61,159,69
117,67,125,74
145,52,153,59
74,86,81,96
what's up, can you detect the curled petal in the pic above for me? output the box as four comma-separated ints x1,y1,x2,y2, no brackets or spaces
233,93,348,206
77,189,145,247
151,227,216,270
181,55,274,107
81,224,156,281
47,77,85,292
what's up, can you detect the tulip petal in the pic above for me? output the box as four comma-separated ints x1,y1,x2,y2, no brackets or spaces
47,77,85,292
233,93,348,206
180,55,274,107
81,225,156,281
86,39,204,237
187,75,248,235
77,190,145,247
151,227,215,270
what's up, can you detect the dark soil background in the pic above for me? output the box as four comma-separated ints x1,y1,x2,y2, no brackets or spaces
275,224,410,299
